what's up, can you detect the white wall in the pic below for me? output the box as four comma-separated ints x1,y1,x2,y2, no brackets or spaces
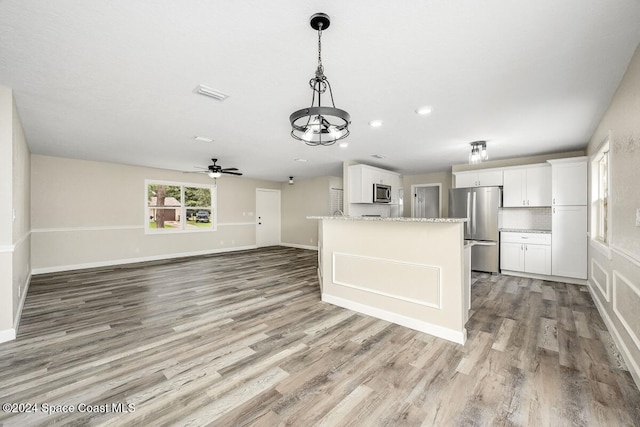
31,155,279,272
280,176,340,249
0,85,31,342
0,86,13,337
585,41,640,387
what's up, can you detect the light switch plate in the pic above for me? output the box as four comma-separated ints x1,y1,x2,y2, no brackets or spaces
636,208,640,227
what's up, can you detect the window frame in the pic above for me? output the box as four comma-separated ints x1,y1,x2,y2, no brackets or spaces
145,179,217,234
590,134,611,255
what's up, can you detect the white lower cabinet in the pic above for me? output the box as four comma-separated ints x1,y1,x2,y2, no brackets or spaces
500,232,551,275
552,205,587,279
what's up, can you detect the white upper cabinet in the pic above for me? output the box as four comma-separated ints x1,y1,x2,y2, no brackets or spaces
549,157,588,206
503,164,551,207
348,164,401,203
454,169,503,188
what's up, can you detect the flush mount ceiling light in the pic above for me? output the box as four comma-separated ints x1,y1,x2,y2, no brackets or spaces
288,176,294,185
194,84,229,101
290,13,351,146
194,136,213,143
415,106,433,115
469,141,488,164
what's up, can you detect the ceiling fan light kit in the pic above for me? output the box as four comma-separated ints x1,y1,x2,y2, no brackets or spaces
290,13,351,146
186,158,242,178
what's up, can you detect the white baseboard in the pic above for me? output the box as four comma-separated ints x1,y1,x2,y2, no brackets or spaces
501,270,587,286
31,245,258,275
0,328,16,344
322,293,466,345
280,243,318,251
587,279,640,390
13,272,31,333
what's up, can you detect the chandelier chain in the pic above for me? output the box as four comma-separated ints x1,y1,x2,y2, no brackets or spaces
317,24,323,75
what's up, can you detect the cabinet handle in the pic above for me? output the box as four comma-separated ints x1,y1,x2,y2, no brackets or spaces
553,198,555,205
553,207,555,214
521,244,524,250
527,200,530,205
522,200,525,205
525,245,528,251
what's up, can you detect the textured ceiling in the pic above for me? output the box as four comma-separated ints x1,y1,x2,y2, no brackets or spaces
1,1,640,182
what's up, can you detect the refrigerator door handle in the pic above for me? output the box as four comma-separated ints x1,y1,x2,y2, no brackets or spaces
466,191,471,235
472,191,477,236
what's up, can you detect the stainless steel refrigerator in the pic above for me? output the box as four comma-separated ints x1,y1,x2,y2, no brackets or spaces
449,186,502,273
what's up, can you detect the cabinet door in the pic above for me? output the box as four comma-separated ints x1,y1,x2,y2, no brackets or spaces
500,242,524,272
348,165,363,203
552,205,587,279
455,172,478,188
503,169,526,207
361,167,375,203
478,170,503,186
526,166,552,207
524,244,551,275
552,161,587,206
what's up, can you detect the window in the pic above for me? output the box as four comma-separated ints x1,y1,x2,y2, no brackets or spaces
591,138,610,245
145,180,216,233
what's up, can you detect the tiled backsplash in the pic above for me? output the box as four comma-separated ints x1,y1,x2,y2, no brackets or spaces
499,207,552,230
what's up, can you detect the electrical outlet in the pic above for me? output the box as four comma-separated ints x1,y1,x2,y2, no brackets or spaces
220,240,224,245
636,208,640,227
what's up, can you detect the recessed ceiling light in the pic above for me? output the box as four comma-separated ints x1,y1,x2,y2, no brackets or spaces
369,120,383,128
371,154,386,159
194,84,229,101
294,158,308,163
194,136,213,143
339,141,349,148
416,106,433,115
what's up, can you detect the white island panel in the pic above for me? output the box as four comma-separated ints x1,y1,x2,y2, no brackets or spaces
310,216,468,344
333,252,441,308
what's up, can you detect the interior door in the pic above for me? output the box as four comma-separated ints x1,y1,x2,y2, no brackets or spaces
256,189,281,247
413,186,440,218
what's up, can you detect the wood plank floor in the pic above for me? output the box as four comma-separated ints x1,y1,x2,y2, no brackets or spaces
1,246,639,426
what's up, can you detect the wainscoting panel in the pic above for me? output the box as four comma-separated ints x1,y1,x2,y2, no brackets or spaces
613,270,640,352
332,252,441,309
591,257,610,301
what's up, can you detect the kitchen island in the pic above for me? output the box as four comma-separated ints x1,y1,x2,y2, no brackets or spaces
308,216,470,344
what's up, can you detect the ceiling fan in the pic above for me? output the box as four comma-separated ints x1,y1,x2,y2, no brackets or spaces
189,158,243,178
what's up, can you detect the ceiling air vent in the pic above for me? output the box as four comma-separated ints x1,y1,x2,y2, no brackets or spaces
194,84,229,101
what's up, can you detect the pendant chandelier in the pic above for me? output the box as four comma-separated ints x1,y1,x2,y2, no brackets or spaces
469,141,488,164
290,13,351,146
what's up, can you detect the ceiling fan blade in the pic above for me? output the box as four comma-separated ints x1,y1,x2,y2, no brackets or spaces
221,167,239,171
222,171,243,176
183,170,207,174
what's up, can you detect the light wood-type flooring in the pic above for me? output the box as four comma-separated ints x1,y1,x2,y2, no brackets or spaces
1,246,639,426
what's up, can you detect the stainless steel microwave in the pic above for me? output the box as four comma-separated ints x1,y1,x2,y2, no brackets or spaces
373,183,392,203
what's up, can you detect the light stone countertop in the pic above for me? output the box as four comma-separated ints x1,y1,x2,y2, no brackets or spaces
499,228,552,234
307,216,467,223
